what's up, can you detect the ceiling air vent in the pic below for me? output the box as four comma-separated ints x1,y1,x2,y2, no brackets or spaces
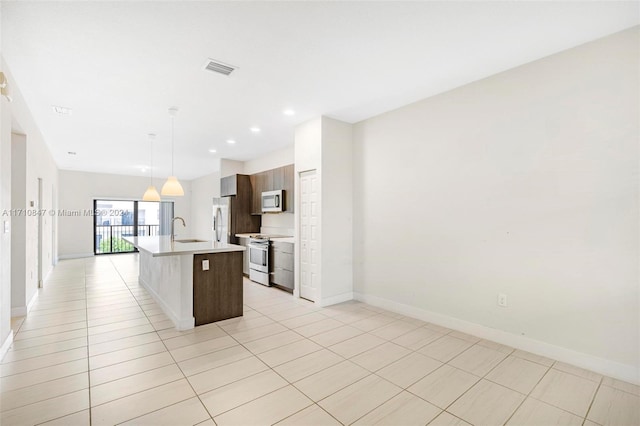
204,59,236,76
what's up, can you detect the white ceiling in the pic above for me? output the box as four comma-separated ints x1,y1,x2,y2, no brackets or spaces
2,1,638,180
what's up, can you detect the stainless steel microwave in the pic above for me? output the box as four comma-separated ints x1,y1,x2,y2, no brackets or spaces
262,190,284,213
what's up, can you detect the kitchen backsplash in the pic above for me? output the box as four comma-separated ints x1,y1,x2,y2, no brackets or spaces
261,212,294,236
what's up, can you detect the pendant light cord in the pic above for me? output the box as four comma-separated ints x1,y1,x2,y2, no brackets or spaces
149,135,154,185
171,115,175,176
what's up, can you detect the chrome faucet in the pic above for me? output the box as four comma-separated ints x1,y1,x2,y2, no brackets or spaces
171,217,186,242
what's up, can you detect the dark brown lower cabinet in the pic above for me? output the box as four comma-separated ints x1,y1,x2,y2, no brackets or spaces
270,241,294,293
193,252,243,326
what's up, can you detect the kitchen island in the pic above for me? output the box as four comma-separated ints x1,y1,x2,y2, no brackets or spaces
124,236,245,330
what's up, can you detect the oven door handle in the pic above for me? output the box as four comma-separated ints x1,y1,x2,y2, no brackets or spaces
248,244,268,250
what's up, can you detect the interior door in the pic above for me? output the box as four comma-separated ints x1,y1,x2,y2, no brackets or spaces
299,170,319,302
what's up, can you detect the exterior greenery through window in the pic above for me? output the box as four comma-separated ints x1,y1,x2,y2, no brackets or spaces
93,200,167,254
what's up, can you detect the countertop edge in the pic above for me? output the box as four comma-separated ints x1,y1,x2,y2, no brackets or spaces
235,234,295,244
147,246,246,257
124,236,245,257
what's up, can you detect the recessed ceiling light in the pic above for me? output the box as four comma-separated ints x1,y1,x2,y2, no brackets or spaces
67,151,77,155
208,149,217,153
52,105,73,115
283,109,295,116
141,167,147,173
226,139,236,145
250,127,261,133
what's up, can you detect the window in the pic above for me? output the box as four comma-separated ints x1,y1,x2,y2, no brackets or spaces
93,200,173,254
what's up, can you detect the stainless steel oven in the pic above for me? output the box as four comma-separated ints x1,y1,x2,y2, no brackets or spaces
248,237,270,286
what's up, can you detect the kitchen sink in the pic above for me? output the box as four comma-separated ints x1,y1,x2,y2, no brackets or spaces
174,239,208,243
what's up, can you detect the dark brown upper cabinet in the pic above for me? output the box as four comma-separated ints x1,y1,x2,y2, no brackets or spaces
283,164,294,213
272,167,284,190
250,164,295,214
250,173,264,215
220,174,261,240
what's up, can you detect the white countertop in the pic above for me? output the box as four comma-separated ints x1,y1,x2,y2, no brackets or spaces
235,233,295,244
124,236,245,257
235,233,254,239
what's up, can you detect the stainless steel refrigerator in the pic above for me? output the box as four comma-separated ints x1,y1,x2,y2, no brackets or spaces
212,197,230,243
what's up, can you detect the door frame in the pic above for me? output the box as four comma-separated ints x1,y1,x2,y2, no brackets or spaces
37,177,43,288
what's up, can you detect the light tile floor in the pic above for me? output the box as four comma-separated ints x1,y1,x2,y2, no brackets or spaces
1,254,639,425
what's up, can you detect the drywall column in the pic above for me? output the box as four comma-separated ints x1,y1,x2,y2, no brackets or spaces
294,116,353,306
320,118,353,305
10,133,27,315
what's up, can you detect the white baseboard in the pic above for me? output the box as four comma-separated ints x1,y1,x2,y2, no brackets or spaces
354,292,639,385
58,253,94,260
139,275,194,330
27,291,38,313
11,291,39,317
43,267,53,288
320,292,354,307
0,331,14,361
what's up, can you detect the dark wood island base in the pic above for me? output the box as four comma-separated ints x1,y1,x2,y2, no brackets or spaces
193,251,244,326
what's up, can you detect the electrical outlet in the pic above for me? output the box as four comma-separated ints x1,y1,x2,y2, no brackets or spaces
497,293,508,307
202,259,209,271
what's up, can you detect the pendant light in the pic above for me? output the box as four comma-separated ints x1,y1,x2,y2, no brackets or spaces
142,133,161,201
161,106,184,196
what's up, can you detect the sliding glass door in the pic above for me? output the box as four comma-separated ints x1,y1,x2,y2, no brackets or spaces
94,200,173,254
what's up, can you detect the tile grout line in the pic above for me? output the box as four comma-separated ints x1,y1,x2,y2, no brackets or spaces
84,259,94,426
1,274,91,414
198,283,350,424
18,255,633,426
217,287,474,424
215,283,625,425
523,364,608,421
426,411,468,426
111,256,217,425
209,314,324,422
500,359,556,425
581,376,604,426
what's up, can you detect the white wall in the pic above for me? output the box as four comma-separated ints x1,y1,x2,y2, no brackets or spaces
57,171,191,258
190,171,220,241
0,68,11,356
295,118,322,174
220,159,244,178
9,75,58,297
353,28,639,380
244,146,294,175
10,133,26,313
10,129,54,315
